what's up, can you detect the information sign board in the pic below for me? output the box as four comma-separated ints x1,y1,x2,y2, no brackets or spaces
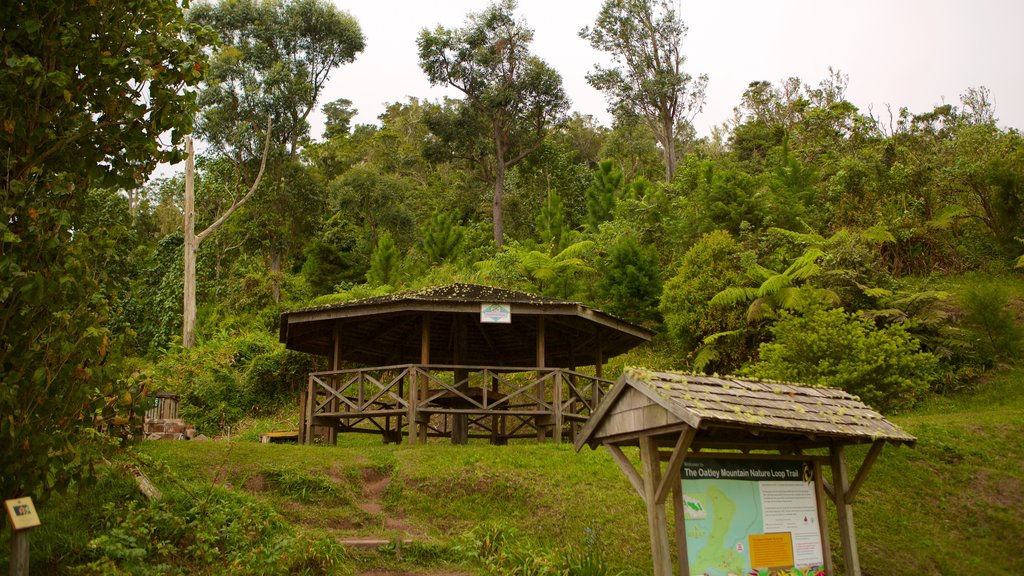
4,497,41,530
681,458,825,576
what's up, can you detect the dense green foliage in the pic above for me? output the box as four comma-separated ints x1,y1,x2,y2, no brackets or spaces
0,0,210,501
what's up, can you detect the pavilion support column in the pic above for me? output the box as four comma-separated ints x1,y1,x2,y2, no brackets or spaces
303,375,315,446
490,372,502,445
407,374,418,446
298,379,307,445
328,324,342,445
536,316,547,441
552,370,563,443
831,442,861,576
640,435,673,576
412,314,431,445
453,316,469,445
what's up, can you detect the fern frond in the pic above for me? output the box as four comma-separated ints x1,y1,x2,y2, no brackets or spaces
860,224,896,244
702,329,744,344
747,263,776,282
691,345,719,373
783,248,825,281
710,286,758,307
554,240,595,261
773,286,804,311
926,205,969,230
757,274,791,298
859,308,909,323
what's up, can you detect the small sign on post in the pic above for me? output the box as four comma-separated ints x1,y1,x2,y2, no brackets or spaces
5,496,40,576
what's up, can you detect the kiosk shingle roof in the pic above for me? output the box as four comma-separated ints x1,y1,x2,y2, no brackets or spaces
578,367,916,450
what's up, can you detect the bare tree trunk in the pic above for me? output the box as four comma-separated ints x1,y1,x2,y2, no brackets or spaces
270,250,282,303
492,122,506,248
662,116,677,182
182,118,273,348
183,138,198,348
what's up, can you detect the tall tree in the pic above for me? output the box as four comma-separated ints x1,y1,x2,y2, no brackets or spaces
189,0,364,297
581,0,707,181
418,0,569,247
0,0,209,501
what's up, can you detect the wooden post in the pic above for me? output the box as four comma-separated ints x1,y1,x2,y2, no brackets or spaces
417,314,431,444
453,316,469,445
297,385,307,445
490,372,501,445
552,370,563,443
830,442,860,576
328,324,342,445
9,529,29,576
640,436,672,576
304,377,315,445
407,374,418,446
536,317,547,441
814,460,834,576
672,481,689,575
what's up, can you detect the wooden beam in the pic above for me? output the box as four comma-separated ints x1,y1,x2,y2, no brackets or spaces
655,426,695,505
823,478,836,504
606,444,644,499
830,442,861,576
640,435,673,576
666,451,831,464
845,441,884,504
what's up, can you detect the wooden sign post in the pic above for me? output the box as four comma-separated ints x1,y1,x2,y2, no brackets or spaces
5,497,41,576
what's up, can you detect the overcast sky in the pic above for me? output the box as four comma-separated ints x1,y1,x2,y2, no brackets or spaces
314,0,1024,138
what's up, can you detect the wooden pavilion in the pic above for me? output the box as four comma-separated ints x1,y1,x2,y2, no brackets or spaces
279,283,654,445
576,367,916,576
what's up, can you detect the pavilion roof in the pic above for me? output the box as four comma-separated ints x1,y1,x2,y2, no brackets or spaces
279,283,654,368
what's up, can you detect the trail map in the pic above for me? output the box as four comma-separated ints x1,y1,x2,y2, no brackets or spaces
681,459,825,576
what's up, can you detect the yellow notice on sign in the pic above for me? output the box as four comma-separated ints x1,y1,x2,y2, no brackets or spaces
748,532,794,569
5,497,41,530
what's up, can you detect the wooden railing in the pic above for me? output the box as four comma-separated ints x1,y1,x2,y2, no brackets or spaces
299,364,614,445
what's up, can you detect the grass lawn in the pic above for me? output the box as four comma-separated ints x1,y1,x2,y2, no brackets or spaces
3,365,1021,575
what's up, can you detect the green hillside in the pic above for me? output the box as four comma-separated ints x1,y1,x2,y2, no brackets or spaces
4,364,1020,575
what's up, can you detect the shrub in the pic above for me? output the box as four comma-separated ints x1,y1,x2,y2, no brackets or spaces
660,230,748,353
243,349,314,410
959,283,1023,366
751,308,938,412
